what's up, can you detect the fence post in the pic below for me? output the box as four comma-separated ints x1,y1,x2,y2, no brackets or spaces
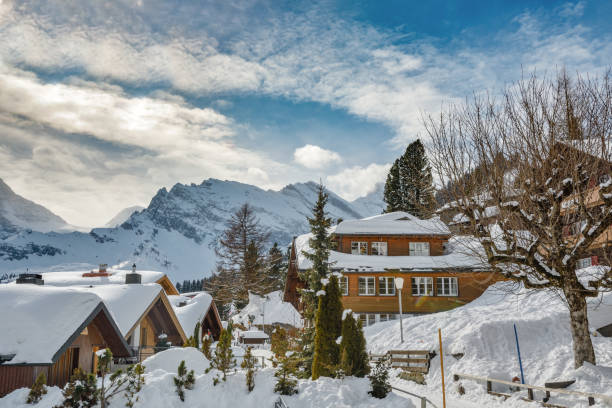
438,328,446,408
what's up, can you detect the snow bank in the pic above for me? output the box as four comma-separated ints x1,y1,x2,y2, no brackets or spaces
142,347,210,374
365,281,612,407
232,291,303,328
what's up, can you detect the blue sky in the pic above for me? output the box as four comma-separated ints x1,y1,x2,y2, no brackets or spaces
0,0,610,227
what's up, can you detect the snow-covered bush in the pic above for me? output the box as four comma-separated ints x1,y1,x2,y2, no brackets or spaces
124,364,146,408
56,368,98,407
274,355,299,396
368,355,391,399
201,334,212,360
173,360,195,402
26,372,47,404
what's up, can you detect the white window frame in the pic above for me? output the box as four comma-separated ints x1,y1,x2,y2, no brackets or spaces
351,241,368,255
576,257,592,269
357,314,376,327
340,276,349,296
378,277,396,296
371,242,388,256
409,242,430,256
358,276,375,296
436,277,458,296
411,277,433,296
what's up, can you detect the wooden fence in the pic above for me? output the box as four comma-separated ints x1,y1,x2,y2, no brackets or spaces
453,372,612,407
370,350,432,373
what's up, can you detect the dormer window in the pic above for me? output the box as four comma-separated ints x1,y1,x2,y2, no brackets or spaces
409,242,430,256
371,242,387,256
351,241,368,255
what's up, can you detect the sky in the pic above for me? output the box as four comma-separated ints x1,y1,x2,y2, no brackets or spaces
0,0,610,227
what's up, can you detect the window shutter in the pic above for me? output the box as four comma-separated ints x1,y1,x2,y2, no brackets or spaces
591,255,599,266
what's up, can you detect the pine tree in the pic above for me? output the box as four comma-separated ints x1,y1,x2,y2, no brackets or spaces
383,139,436,218
57,368,98,408
270,326,289,360
274,355,299,396
311,275,343,379
176,282,182,293
124,364,145,408
174,360,195,402
383,159,403,213
368,354,392,399
208,326,236,383
26,372,47,404
298,183,334,378
266,242,288,291
193,322,201,349
202,333,213,360
241,347,256,392
339,312,370,377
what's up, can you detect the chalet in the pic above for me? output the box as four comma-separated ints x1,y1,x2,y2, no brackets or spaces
284,212,495,326
0,283,131,397
77,283,187,361
238,330,270,346
168,292,223,341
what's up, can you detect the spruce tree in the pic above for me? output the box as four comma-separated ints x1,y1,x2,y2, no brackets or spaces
208,326,236,383
274,355,299,396
383,139,436,218
202,333,213,360
266,242,287,291
241,346,256,392
26,372,47,404
193,322,201,349
298,183,334,378
339,312,370,377
383,159,403,213
311,275,343,379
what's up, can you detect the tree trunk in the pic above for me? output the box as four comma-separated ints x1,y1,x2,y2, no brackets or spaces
564,287,596,368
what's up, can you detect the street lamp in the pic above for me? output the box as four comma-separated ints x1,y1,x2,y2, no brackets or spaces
394,277,404,343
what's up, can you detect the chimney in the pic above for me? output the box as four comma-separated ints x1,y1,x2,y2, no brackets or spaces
125,263,141,284
99,264,107,273
82,263,110,277
16,273,44,285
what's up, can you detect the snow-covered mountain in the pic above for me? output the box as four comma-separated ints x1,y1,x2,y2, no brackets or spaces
103,206,145,228
0,178,71,238
0,178,384,281
351,183,385,216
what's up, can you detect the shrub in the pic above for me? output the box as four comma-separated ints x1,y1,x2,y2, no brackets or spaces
368,354,392,399
241,347,256,392
208,327,235,383
26,372,47,404
174,360,195,402
201,334,213,360
274,355,298,396
124,364,146,408
57,368,98,408
339,312,370,378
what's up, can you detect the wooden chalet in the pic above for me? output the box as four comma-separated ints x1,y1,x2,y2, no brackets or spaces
169,292,223,341
284,212,497,326
0,282,131,397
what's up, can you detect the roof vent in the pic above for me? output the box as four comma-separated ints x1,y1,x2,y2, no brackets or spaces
125,263,141,284
16,273,44,285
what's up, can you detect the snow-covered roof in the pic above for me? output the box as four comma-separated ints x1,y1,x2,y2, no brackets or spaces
334,211,451,236
450,205,500,225
0,284,106,364
39,268,166,287
239,330,269,339
232,290,303,328
296,233,487,272
75,284,163,337
168,292,214,334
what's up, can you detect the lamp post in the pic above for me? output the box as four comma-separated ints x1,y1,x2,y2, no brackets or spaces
394,277,404,343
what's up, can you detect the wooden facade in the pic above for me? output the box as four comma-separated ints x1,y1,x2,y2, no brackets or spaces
335,234,447,256
0,303,130,397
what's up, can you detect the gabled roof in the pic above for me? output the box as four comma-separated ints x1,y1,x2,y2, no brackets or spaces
334,211,451,236
0,284,130,365
168,292,216,335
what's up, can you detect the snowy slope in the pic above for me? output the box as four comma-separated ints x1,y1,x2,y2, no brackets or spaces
350,182,385,217
0,178,70,236
103,205,145,228
0,179,382,282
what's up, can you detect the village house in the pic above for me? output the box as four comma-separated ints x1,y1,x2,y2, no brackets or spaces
0,280,131,396
169,291,223,341
284,211,496,326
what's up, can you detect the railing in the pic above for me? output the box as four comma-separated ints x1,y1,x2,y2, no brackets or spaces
370,350,432,373
391,386,439,408
453,372,612,407
274,396,289,408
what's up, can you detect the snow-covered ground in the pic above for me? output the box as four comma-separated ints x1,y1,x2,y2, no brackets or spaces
1,347,415,408
365,281,612,407
232,290,303,328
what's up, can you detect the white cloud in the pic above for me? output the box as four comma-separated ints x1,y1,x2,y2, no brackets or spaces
326,163,391,201
293,144,342,169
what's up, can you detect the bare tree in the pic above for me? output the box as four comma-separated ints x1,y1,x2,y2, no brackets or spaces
425,70,612,368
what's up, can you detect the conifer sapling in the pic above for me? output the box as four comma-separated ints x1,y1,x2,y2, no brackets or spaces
174,360,195,402
241,346,257,392
57,368,98,408
26,372,47,404
368,354,392,399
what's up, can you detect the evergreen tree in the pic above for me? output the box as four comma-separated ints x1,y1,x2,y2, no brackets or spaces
383,139,436,218
201,333,213,360
368,355,392,399
298,183,334,378
208,326,236,383
26,372,47,404
339,312,370,377
241,347,257,392
383,160,403,213
57,368,98,408
124,364,146,408
270,326,289,360
274,355,299,396
176,282,182,293
193,322,201,349
266,242,288,291
173,360,195,402
311,275,343,379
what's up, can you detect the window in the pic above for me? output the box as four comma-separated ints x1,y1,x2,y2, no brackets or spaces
411,277,433,296
576,257,592,269
351,241,368,255
357,314,376,327
378,314,397,322
358,277,375,295
436,277,458,296
409,242,430,256
371,242,388,256
340,276,349,296
378,277,396,296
